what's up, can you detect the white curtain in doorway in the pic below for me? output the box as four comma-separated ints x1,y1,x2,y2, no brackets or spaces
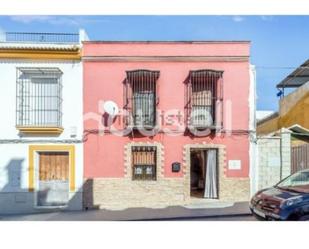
204,149,218,198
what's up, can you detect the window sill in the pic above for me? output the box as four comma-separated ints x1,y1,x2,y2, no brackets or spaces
188,124,221,130
16,126,64,134
128,125,157,130
132,178,157,181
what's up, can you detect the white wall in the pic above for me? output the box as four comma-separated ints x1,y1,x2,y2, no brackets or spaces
256,110,276,122
249,64,258,196
0,59,83,140
0,59,84,214
257,131,291,190
0,143,83,191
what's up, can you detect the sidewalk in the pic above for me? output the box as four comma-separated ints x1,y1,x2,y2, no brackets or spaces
0,201,251,221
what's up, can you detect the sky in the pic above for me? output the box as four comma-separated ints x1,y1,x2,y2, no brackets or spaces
1,15,309,111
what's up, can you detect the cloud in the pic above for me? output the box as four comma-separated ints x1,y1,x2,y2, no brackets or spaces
260,16,274,21
9,15,112,26
10,16,53,24
232,16,245,22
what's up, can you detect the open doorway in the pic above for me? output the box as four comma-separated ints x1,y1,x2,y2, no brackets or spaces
190,149,218,199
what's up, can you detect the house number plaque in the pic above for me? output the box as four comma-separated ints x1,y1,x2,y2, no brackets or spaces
172,162,181,172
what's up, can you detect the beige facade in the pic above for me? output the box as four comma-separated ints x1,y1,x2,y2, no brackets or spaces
257,82,309,135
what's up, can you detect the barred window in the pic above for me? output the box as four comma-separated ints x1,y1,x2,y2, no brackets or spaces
124,70,159,128
185,70,223,129
132,146,157,181
16,68,63,127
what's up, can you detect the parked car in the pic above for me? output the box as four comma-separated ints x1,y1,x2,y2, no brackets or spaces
250,169,309,221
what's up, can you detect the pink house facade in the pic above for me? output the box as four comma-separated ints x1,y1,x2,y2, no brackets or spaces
82,41,256,210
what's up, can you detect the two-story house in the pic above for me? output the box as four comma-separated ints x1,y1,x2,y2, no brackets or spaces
0,30,87,214
82,41,256,210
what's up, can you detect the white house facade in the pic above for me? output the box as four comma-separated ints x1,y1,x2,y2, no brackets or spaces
0,30,87,214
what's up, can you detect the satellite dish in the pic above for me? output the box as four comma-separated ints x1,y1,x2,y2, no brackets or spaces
103,101,119,116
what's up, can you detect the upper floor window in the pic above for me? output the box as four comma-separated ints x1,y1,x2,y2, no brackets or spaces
185,70,223,129
16,68,63,128
124,70,160,129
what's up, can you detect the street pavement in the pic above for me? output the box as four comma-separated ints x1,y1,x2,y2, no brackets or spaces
0,211,256,221
0,202,255,221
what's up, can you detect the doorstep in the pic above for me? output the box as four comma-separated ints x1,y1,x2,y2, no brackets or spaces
118,201,251,220
184,198,235,209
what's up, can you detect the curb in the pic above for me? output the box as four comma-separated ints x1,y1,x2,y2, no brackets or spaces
128,213,252,221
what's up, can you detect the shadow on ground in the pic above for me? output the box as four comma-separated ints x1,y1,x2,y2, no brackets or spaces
0,201,252,221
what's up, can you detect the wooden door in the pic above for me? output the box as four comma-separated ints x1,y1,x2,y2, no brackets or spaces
37,152,69,207
39,152,69,181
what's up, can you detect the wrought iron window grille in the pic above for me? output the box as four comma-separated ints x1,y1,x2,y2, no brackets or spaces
16,67,63,128
185,69,223,130
132,146,157,181
124,70,160,129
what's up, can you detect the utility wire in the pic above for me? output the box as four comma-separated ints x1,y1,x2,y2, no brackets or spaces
255,65,309,70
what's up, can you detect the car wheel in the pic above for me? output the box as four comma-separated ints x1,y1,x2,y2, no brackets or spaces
298,215,309,221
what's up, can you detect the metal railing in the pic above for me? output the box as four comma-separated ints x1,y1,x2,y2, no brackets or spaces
2,32,79,44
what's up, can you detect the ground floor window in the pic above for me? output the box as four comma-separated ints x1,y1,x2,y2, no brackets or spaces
132,146,157,181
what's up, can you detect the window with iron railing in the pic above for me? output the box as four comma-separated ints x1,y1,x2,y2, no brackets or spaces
185,70,223,129
16,68,63,128
132,146,157,181
124,70,160,129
